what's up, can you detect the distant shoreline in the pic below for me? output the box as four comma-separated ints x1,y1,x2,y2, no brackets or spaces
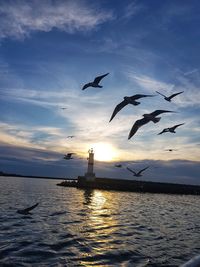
0,171,71,180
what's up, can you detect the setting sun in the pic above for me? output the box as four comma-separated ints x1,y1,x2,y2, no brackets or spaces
91,143,117,162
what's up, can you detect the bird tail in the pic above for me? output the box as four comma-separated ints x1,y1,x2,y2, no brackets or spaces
152,117,161,123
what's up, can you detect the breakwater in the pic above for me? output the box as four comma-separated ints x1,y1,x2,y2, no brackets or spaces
57,176,200,195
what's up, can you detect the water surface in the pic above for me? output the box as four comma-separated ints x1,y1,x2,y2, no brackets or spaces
0,176,200,266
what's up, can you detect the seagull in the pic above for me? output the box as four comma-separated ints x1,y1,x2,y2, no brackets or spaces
115,164,122,168
63,153,75,160
82,73,109,90
128,110,175,140
61,107,67,110
158,123,185,135
126,166,149,177
17,203,39,215
109,94,155,122
67,135,75,138
156,91,184,102
165,149,178,152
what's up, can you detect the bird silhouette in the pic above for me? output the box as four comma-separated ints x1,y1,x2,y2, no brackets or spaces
109,94,155,122
67,135,75,138
156,91,184,102
17,203,39,215
82,73,109,90
63,153,75,160
165,149,178,152
158,123,185,135
126,166,149,177
128,110,175,139
115,164,122,168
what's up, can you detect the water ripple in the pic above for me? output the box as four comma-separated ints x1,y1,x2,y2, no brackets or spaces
1,177,200,266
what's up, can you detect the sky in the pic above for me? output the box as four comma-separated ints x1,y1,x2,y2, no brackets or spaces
0,0,200,184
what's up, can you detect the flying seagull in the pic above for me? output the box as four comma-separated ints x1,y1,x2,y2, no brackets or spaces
109,94,155,122
82,73,109,90
63,153,75,160
128,110,175,140
165,149,178,152
158,123,185,135
17,203,39,215
67,135,75,138
115,164,122,168
156,91,184,102
61,107,67,110
126,166,149,177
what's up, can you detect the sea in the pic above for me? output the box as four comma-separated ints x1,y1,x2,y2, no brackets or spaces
0,176,200,267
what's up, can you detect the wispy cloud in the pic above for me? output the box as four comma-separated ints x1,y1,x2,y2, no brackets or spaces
183,69,199,76
126,71,200,108
0,0,113,39
122,1,144,19
126,72,174,92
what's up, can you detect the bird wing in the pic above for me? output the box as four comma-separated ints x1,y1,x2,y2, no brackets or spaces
171,123,185,130
138,166,149,175
67,153,75,156
23,203,39,213
109,100,128,122
131,94,155,100
157,129,166,135
115,164,122,168
128,117,149,139
156,91,166,98
126,167,136,175
168,91,184,100
82,83,91,90
150,110,175,116
93,73,109,84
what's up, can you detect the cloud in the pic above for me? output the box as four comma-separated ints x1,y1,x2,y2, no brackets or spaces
126,72,174,92
126,71,200,108
1,142,199,185
114,159,200,185
0,0,113,39
183,69,199,76
122,1,144,19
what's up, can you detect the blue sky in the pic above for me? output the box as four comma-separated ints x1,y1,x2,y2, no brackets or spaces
0,0,199,184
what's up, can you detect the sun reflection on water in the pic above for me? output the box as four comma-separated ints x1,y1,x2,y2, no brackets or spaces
80,189,120,266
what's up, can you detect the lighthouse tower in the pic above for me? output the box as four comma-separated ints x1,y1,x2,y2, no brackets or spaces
85,148,96,181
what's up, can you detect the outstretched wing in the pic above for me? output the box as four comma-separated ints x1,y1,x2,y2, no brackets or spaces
128,117,149,139
138,166,149,175
23,203,39,213
168,91,184,100
150,110,175,117
126,167,136,175
93,73,109,84
82,83,91,90
156,91,167,98
109,100,128,122
157,129,166,135
131,94,156,100
67,153,75,156
170,123,185,130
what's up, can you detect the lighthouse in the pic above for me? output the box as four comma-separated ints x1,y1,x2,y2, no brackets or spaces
85,148,96,181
